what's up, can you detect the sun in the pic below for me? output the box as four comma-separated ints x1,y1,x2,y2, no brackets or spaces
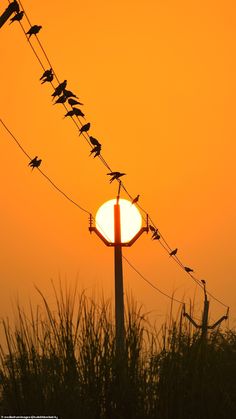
95,199,142,243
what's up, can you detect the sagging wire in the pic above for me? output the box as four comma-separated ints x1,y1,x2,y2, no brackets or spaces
1,117,188,306
5,1,229,309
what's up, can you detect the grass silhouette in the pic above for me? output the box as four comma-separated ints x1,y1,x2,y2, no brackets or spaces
0,284,235,418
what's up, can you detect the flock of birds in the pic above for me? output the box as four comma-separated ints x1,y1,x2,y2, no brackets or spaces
11,3,195,272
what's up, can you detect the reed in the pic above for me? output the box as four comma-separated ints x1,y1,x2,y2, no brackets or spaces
0,285,235,418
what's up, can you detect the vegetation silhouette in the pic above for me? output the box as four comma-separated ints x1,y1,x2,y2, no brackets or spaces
0,285,235,418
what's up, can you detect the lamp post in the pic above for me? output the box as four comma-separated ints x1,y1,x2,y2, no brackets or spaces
89,196,148,356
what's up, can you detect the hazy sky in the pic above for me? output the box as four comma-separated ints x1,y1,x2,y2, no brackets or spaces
0,0,235,327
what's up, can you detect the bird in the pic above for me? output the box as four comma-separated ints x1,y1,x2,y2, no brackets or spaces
68,98,83,106
64,108,85,118
89,136,101,147
10,11,24,24
52,80,67,98
72,107,85,118
41,73,53,84
149,225,156,233
28,156,42,169
53,94,67,104
11,1,20,14
90,144,101,158
201,279,206,285
63,89,78,99
40,68,53,80
107,172,126,183
132,195,140,205
185,266,194,273
26,25,42,38
152,231,160,240
149,225,160,239
169,248,178,257
79,122,90,135
64,110,75,118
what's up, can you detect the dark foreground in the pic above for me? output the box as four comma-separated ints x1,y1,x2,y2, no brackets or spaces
0,290,235,419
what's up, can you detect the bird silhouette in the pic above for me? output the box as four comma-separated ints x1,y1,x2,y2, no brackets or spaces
169,248,178,257
68,98,83,106
28,156,42,169
72,107,85,118
201,279,206,285
185,266,194,273
10,11,24,24
90,144,101,158
63,89,78,99
26,25,42,38
64,110,75,118
40,68,53,80
152,231,160,240
52,80,67,98
10,1,20,14
53,94,67,104
132,195,140,205
41,73,53,84
107,172,126,183
79,122,90,135
149,225,156,233
64,108,85,118
89,136,101,147
149,225,160,239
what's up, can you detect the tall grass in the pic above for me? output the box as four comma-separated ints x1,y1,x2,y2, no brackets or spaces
0,285,235,418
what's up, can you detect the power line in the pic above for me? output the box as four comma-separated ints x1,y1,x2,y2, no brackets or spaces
0,118,229,311
0,118,91,215
123,255,184,305
1,118,186,306
4,1,229,310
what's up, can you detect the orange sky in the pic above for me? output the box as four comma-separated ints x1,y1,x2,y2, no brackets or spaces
0,0,235,327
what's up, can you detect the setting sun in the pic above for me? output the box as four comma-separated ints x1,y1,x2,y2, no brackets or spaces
95,198,142,243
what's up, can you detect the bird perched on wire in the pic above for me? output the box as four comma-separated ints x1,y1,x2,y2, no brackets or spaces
52,80,67,98
64,108,85,118
107,172,126,183
40,68,53,82
89,136,102,157
68,98,83,107
132,195,140,205
63,89,78,99
169,248,178,257
9,11,24,24
152,231,160,240
79,122,90,135
41,73,53,84
149,225,160,239
90,144,101,158
53,94,67,105
28,156,42,169
26,25,42,38
10,1,20,14
185,266,194,273
89,136,101,147
149,225,156,233
72,107,85,118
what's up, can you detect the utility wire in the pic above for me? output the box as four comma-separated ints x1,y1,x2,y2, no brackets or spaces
0,119,187,306
123,255,184,305
6,1,229,309
0,118,90,215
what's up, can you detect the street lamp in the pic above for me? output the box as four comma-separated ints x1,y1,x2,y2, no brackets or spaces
89,196,148,357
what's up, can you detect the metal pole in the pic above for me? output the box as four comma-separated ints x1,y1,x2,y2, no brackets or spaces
114,200,125,357
201,286,209,340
